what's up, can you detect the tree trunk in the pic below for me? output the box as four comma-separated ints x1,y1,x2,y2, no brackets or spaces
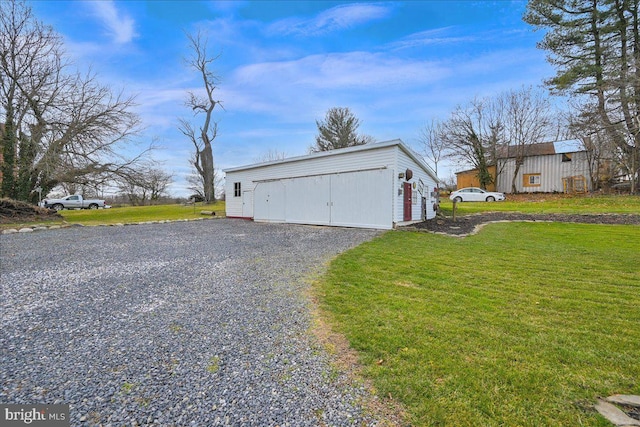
511,159,522,194
1,116,17,199
201,142,215,204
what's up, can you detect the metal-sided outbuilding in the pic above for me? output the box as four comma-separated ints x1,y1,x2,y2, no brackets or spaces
495,140,592,193
224,139,440,230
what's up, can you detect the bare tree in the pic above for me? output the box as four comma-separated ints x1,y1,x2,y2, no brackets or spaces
417,119,448,176
254,148,287,163
568,102,622,190
312,107,375,152
440,97,506,189
502,86,556,193
145,168,173,203
178,31,221,204
186,165,223,201
117,166,172,205
1,0,147,203
438,88,557,192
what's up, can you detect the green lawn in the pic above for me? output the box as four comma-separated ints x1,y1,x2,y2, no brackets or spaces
440,193,640,215
316,222,640,426
56,201,226,226
1,201,227,229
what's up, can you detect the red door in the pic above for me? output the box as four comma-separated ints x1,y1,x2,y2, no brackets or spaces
403,182,412,221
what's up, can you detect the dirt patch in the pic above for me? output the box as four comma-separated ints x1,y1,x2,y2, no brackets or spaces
406,212,640,236
0,198,62,225
307,283,409,427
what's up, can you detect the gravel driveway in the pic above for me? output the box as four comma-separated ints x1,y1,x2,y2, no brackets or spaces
1,219,381,426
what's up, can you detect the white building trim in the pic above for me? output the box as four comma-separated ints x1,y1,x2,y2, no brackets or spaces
224,139,440,229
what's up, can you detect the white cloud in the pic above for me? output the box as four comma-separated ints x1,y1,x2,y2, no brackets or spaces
268,3,391,36
206,50,452,127
89,0,137,44
233,51,448,90
387,27,476,51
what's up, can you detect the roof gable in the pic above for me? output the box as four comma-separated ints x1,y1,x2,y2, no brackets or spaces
224,139,440,182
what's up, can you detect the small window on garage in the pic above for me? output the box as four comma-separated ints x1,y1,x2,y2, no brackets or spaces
523,173,541,187
562,153,572,162
234,182,241,197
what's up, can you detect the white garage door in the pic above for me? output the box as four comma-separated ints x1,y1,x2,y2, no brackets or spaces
253,169,393,229
254,180,285,222
330,169,393,228
284,174,331,225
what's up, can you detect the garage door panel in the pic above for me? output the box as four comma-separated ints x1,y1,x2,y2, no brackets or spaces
254,181,285,222
285,175,331,224
330,169,393,229
253,169,392,229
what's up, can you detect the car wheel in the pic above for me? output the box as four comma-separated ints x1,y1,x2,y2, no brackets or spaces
52,203,63,211
486,196,495,202
454,196,463,203
89,204,98,209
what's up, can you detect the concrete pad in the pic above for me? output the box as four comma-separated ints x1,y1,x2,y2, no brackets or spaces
595,399,640,426
606,395,640,408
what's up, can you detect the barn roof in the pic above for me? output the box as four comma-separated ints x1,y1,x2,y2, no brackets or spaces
497,139,585,159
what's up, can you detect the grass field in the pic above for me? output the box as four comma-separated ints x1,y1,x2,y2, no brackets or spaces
56,201,226,226
316,213,640,425
0,201,226,230
440,193,640,215
4,194,637,229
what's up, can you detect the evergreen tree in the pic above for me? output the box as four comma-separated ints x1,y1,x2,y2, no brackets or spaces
313,107,374,152
524,0,640,192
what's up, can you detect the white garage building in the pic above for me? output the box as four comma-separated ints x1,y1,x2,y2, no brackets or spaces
224,139,440,230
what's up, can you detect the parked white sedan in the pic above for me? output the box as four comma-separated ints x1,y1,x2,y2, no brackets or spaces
449,187,506,202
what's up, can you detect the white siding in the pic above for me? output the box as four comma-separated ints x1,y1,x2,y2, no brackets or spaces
497,152,591,193
395,149,439,222
226,144,397,218
224,140,440,228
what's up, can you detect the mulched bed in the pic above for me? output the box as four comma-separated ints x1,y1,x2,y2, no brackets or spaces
621,404,640,420
406,212,640,236
0,198,62,224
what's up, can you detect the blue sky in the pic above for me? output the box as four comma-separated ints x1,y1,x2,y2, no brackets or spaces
31,1,552,197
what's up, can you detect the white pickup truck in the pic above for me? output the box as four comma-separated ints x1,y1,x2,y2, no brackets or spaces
42,195,109,211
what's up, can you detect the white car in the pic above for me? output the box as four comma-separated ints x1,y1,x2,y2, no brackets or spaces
449,187,505,202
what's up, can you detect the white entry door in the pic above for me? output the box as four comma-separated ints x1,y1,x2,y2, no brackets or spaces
242,190,253,218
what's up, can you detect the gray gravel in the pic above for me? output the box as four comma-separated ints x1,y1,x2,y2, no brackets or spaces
0,219,381,426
